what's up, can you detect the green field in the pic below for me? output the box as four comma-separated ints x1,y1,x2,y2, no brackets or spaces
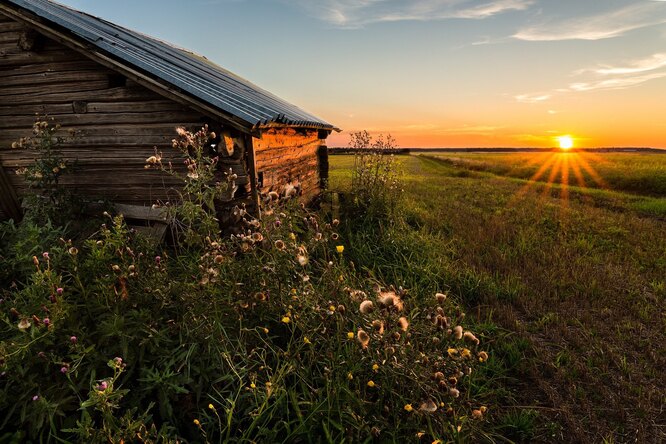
429,152,666,196
330,153,666,442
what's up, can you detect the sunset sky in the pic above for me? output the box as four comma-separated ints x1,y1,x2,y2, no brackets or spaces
56,0,666,148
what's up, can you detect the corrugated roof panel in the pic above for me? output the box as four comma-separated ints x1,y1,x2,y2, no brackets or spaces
4,0,336,131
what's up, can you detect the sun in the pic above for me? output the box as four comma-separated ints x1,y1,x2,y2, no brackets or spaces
557,135,574,150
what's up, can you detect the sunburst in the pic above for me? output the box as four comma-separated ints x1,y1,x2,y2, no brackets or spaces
508,151,608,209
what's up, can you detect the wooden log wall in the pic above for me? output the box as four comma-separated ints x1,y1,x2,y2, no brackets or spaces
253,128,326,201
0,12,249,218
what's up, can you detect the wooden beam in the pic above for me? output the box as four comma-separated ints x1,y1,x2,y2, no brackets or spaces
0,165,21,221
244,133,261,218
0,4,254,135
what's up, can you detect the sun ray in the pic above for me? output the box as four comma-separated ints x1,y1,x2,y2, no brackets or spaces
560,153,570,207
576,154,609,188
505,148,610,212
540,153,564,199
505,153,560,208
569,154,587,188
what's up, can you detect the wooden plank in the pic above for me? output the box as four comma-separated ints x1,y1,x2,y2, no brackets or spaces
244,133,260,217
0,100,189,116
0,69,110,87
0,86,157,105
0,123,202,140
0,33,19,44
114,203,168,222
0,165,21,221
0,48,84,67
0,22,25,32
0,111,205,128
0,79,111,97
0,60,100,77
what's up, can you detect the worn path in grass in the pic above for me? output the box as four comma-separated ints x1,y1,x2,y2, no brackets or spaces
330,154,666,443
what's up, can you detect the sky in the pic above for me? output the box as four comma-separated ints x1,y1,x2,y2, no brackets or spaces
55,0,666,148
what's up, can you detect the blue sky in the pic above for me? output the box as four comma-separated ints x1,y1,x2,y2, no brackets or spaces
55,0,666,147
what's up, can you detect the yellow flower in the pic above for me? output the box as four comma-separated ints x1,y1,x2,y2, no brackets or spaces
336,245,344,254
372,363,379,372
193,419,201,426
404,404,413,412
367,380,375,388
347,332,354,339
263,327,269,334
447,348,458,357
328,305,336,313
208,403,215,410
250,383,256,389
461,348,471,358
303,336,311,345
281,316,291,324
347,372,353,380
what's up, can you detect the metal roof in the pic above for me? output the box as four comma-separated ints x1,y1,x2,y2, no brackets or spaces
3,0,337,132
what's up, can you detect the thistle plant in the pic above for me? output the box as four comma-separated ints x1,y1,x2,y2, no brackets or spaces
349,130,402,219
146,125,233,249
11,117,73,223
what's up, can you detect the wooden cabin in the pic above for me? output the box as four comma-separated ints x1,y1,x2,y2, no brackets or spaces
0,0,337,223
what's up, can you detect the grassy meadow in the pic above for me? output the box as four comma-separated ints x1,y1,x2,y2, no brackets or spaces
329,153,666,443
2,124,664,443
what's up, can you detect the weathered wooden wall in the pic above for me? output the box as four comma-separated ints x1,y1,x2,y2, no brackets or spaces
0,12,247,217
253,128,326,201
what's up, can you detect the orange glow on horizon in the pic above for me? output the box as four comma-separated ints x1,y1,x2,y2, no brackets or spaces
325,126,666,149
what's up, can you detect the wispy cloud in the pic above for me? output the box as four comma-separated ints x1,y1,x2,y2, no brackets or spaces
515,93,551,103
568,71,666,92
291,0,533,28
592,53,666,75
515,52,666,102
514,3,666,41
